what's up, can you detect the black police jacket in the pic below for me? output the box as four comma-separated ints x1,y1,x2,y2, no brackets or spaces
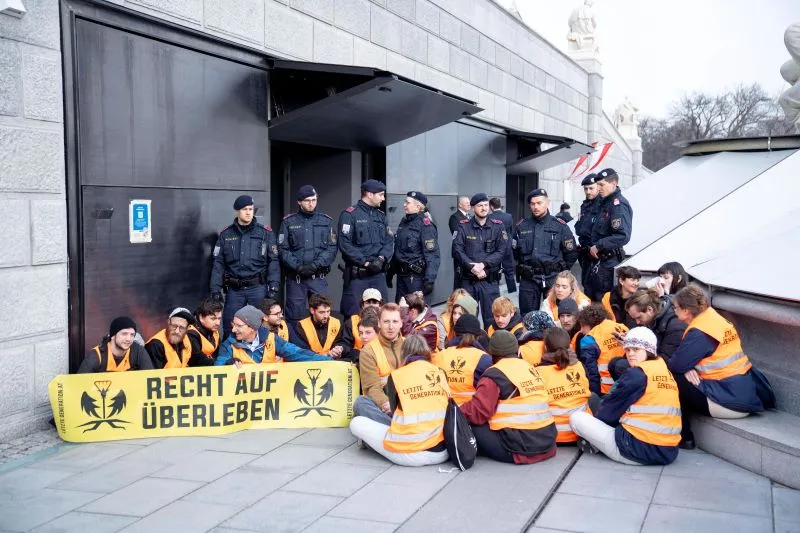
393,213,441,282
575,197,600,247
512,212,578,274
278,210,338,272
337,200,394,266
210,217,279,293
590,188,633,253
452,217,508,274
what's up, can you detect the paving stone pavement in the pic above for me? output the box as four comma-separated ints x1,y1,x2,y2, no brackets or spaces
0,426,797,533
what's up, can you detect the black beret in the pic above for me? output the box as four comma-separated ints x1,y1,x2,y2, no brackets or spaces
233,195,254,210
597,168,618,181
361,179,386,193
296,185,317,201
581,173,598,186
407,191,428,206
526,188,548,203
470,193,489,206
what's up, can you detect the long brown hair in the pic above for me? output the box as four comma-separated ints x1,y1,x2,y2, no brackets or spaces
543,328,572,370
674,285,709,317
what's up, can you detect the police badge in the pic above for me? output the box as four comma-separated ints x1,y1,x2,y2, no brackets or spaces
611,218,621,229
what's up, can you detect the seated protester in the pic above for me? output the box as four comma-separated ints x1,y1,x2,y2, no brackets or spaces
555,298,582,347
576,304,628,395
570,327,681,466
486,296,525,339
601,266,641,329
668,285,772,449
538,328,597,444
187,296,223,366
215,305,329,366
258,298,290,341
354,303,406,424
652,261,689,296
437,290,474,350
401,292,439,351
337,288,383,359
431,315,493,405
350,308,380,364
540,270,591,323
460,331,557,464
517,311,556,366
625,290,686,360
350,335,450,467
78,317,154,373
146,307,195,369
291,294,343,358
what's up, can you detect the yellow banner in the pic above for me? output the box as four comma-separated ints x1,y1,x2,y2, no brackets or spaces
49,362,359,443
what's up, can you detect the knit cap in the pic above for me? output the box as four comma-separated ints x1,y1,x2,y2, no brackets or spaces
488,330,519,357
109,316,137,337
234,305,264,330
623,327,657,354
454,314,482,336
453,294,478,316
523,311,556,335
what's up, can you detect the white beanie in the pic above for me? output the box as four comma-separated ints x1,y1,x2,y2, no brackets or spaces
623,327,657,355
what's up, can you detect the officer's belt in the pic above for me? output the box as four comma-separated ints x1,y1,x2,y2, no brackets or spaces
397,260,425,276
598,248,625,261
291,266,331,281
224,272,264,290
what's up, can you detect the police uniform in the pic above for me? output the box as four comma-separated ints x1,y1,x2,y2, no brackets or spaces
278,185,339,321
210,195,280,337
390,191,440,301
451,193,508,326
585,169,633,301
574,173,601,289
512,189,579,316
488,207,517,294
338,179,394,316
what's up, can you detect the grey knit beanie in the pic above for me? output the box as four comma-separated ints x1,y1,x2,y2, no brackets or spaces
234,305,264,329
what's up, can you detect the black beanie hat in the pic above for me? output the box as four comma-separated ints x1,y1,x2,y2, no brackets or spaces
454,314,482,336
109,316,137,337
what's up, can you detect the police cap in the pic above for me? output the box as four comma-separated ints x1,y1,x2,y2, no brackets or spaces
525,188,548,203
597,168,618,181
406,191,428,206
361,179,386,193
581,173,598,186
296,185,317,201
233,195,254,210
470,193,489,206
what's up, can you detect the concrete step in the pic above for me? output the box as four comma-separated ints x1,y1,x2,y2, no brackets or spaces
693,410,800,489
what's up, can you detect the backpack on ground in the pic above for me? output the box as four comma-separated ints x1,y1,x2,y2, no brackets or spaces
443,397,477,470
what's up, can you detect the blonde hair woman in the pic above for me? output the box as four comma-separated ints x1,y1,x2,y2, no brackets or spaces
436,288,472,350
541,271,590,323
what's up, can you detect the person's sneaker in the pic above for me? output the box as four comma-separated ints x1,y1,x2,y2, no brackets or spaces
678,437,696,450
577,438,599,454
356,439,367,450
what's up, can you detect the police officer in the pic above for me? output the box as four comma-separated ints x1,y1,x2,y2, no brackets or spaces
278,185,339,321
452,193,508,326
388,191,440,301
512,188,579,316
574,173,601,289
585,168,633,302
210,195,280,338
338,179,394,317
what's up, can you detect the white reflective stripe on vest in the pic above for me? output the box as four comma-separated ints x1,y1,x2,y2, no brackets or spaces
380,376,388,386
496,402,550,413
598,364,609,371
695,351,746,372
626,405,681,416
385,424,443,443
601,377,614,384
453,391,476,397
391,410,447,425
497,412,553,424
619,417,682,435
550,403,590,416
556,423,573,432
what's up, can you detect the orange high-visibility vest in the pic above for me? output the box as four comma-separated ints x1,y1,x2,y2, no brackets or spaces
601,292,614,321
415,319,441,351
277,320,290,341
488,358,554,431
231,332,277,364
619,357,681,446
587,319,628,394
538,362,592,442
487,322,524,338
366,337,396,386
384,360,449,453
298,316,341,354
685,307,752,381
520,340,545,366
441,312,455,343
432,346,485,405
94,343,130,372
570,332,580,351
188,325,219,356
351,314,363,350
148,330,192,369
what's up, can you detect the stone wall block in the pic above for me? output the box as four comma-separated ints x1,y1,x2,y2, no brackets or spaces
515,78,530,106
0,40,21,117
486,64,502,95
494,96,509,125
478,34,495,65
494,45,510,72
265,3,314,60
501,71,515,101
448,45,470,81
313,22,354,64
426,34,450,72
34,338,67,407
0,126,64,193
509,54,524,80
334,0,371,40
460,24,480,56
204,0,265,45
386,0,414,20
438,11,460,46
523,61,536,86
468,56,487,89
31,199,67,265
415,0,439,34
477,89,495,119
128,0,202,23
386,51,415,78
0,0,60,49
354,37,387,69
22,52,63,123
0,198,29,268
0,265,67,342
370,6,403,52
0,345,33,418
291,0,335,23
400,20,427,63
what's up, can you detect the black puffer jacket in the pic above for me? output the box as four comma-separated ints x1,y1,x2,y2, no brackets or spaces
650,297,686,359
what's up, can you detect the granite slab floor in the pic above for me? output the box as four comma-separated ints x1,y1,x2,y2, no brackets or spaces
0,427,796,533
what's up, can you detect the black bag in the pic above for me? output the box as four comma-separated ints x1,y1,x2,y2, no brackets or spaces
750,367,777,410
443,397,477,470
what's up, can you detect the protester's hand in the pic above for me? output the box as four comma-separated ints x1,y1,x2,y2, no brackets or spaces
685,369,701,386
233,359,243,369
613,330,626,343
328,346,343,359
381,401,391,414
589,246,599,259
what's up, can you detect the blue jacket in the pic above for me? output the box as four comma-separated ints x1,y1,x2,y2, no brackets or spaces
667,329,763,413
392,213,440,282
596,366,679,465
337,200,394,266
215,327,330,365
590,188,632,263
575,196,601,247
577,334,602,395
278,210,338,273
513,212,578,279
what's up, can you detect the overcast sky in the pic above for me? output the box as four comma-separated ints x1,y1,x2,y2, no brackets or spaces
495,0,799,118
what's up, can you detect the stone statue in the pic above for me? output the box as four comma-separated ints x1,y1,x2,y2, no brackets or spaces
780,22,800,131
567,0,598,52
614,97,640,139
